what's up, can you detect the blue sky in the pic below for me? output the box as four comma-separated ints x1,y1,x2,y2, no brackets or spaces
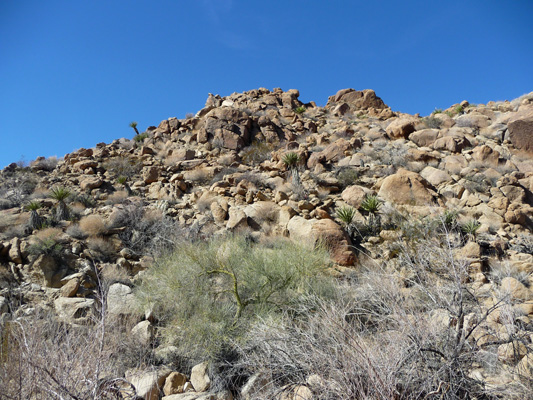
1,1,532,168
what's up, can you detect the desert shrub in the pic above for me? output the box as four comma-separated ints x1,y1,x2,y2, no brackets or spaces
282,152,300,169
106,190,129,205
235,234,531,399
103,157,142,180
424,115,442,129
510,234,533,254
0,169,38,207
133,132,149,142
86,237,116,262
135,235,333,367
28,228,64,259
50,186,71,221
294,106,306,114
240,141,274,165
109,202,184,256
0,301,151,399
79,214,107,237
461,219,481,240
335,166,360,188
73,193,96,208
65,224,87,240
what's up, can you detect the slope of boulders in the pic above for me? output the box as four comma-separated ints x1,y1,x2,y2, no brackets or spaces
1,87,533,398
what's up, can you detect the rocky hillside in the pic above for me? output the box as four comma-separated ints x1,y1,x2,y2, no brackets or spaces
0,88,532,399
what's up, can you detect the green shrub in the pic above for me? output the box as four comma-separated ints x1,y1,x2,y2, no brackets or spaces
135,235,333,364
424,116,442,129
49,187,71,221
28,237,63,259
133,132,149,142
335,167,360,188
294,106,306,114
433,108,443,114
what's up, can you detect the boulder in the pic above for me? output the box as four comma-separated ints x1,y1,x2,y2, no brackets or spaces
508,105,533,152
80,177,103,191
326,89,389,111
472,145,500,165
501,277,532,301
420,166,453,187
143,166,160,184
341,185,374,208
409,129,439,147
203,108,251,150
54,297,95,323
126,368,172,400
378,169,437,206
287,216,355,266
8,237,22,264
432,135,470,153
107,283,137,316
190,361,211,392
386,117,417,139
131,320,155,346
226,207,248,230
163,372,188,396
31,254,67,288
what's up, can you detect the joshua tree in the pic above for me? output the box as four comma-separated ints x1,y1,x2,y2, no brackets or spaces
282,152,301,185
25,201,43,230
50,186,71,221
129,121,140,136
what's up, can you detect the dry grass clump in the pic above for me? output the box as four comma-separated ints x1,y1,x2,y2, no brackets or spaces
79,214,107,237
32,227,63,243
87,237,116,262
106,190,129,205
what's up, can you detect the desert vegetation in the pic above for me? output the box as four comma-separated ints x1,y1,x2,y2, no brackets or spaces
1,87,532,399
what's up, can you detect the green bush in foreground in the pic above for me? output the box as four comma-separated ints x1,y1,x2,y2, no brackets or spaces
135,235,333,363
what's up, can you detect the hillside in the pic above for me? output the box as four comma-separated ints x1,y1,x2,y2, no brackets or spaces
1,88,533,399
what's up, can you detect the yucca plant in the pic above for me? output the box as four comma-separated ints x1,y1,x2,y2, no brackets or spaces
336,206,356,225
129,121,140,136
50,186,71,221
25,201,43,230
359,194,382,235
442,209,458,230
294,106,306,115
282,152,300,170
461,219,481,241
360,194,381,214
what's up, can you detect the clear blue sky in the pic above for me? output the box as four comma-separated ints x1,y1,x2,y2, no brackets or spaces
1,1,532,168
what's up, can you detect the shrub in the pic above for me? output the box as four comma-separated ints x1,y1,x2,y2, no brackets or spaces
294,106,306,114
73,193,95,208
424,116,442,129
79,214,107,237
86,237,116,262
135,235,333,365
134,132,149,142
28,228,64,259
103,157,142,180
240,141,274,165
335,167,360,188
